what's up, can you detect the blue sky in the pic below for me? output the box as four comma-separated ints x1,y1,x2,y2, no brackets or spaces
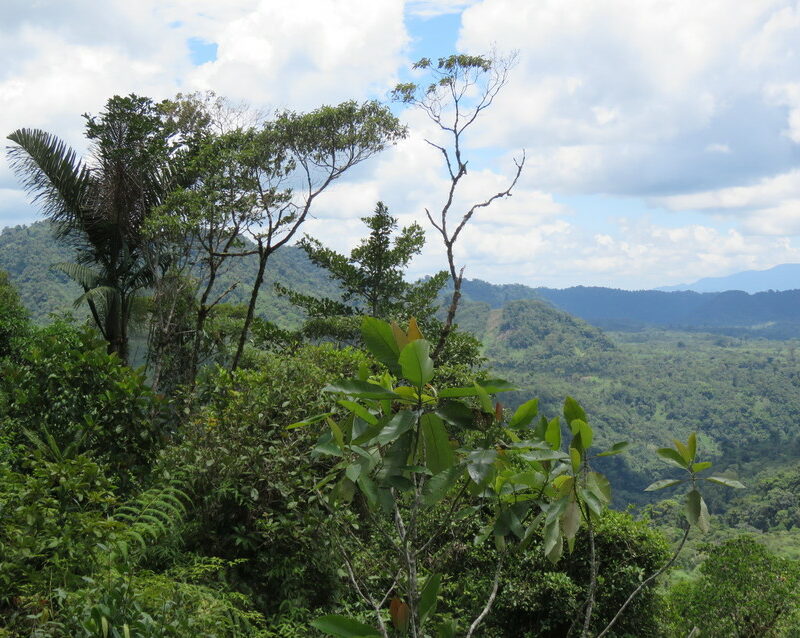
2,0,800,289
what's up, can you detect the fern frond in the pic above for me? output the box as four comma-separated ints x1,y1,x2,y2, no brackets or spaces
113,479,191,553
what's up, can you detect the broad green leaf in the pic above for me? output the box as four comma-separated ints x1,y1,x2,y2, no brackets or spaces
345,463,362,482
706,476,745,489
533,415,548,440
422,466,464,505
691,461,713,472
331,477,355,504
357,474,379,509
579,487,604,517
587,472,612,503
435,401,474,428
419,573,441,624
508,470,546,489
466,449,497,486
337,400,378,425
561,499,581,552
552,475,573,495
657,447,689,469
314,434,342,457
543,518,562,563
673,439,692,464
685,489,710,532
579,420,593,450
327,417,344,449
361,317,401,374
351,417,388,446
376,411,416,446
509,398,539,428
323,379,400,400
545,417,561,450
596,441,629,457
399,339,434,387
687,432,697,461
287,412,331,429
563,396,587,424
311,614,381,637
381,431,413,480
474,382,494,414
644,479,683,491
436,619,457,638
569,417,584,436
421,413,454,474
570,447,581,473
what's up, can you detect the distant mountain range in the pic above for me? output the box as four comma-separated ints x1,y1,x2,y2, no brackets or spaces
457,280,800,339
657,263,800,294
4,221,800,339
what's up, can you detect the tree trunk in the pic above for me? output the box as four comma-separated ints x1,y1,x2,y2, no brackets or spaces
231,243,269,371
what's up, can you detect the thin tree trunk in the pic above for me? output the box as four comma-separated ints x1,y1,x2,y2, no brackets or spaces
231,243,269,371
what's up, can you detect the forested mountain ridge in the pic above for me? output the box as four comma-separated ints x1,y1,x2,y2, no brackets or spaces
7,221,800,339
4,221,800,495
0,221,338,326
458,278,800,338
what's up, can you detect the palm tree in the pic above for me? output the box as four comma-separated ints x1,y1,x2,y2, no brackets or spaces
7,95,177,363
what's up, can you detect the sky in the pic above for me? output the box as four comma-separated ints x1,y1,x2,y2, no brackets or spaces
2,0,800,290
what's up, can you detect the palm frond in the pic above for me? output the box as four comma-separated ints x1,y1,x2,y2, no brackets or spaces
52,261,101,291
73,286,119,311
7,128,92,237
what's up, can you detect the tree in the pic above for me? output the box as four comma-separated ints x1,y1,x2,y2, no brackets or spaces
276,201,448,340
298,317,631,638
392,53,525,360
228,101,407,370
668,536,800,637
0,270,28,359
7,95,185,363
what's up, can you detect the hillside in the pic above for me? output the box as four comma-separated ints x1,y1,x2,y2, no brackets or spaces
0,221,338,326
457,278,800,338
4,221,800,506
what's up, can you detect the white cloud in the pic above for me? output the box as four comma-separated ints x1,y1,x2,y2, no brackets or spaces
453,0,800,195
406,0,479,17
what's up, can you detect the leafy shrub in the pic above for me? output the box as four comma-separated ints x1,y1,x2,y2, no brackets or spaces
667,535,800,637
161,344,370,614
0,321,167,486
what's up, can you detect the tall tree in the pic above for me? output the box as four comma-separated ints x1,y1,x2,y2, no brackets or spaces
392,53,525,361
276,201,447,339
7,95,184,363
228,100,407,370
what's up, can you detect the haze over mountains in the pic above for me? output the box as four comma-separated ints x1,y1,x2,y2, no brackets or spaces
657,263,800,294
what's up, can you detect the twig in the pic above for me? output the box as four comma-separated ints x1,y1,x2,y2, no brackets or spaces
595,525,691,638
465,558,502,638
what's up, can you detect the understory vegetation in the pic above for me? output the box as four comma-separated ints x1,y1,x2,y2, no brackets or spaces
2,53,800,637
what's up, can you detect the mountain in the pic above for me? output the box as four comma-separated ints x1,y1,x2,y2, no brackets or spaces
657,263,800,294
457,279,800,339
0,221,338,326
5,221,800,510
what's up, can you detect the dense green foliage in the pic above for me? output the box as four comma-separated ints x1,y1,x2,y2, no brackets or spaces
3,78,800,636
667,536,800,636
